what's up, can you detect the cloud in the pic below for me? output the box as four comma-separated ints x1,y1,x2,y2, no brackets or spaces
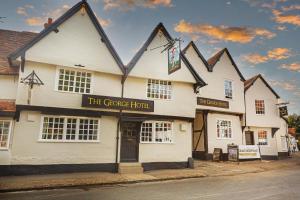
276,25,287,31
270,79,297,91
242,48,292,64
16,4,34,16
281,63,300,72
174,20,276,44
272,9,300,26
25,17,45,26
281,5,300,11
94,12,112,27
103,0,173,11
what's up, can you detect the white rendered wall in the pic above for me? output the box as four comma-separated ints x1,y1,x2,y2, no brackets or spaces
0,75,18,100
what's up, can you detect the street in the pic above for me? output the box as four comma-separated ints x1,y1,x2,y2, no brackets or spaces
1,167,300,200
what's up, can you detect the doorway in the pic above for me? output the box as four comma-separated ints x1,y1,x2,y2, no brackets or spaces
120,122,140,162
245,131,255,145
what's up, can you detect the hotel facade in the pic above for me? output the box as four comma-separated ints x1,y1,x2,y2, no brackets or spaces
0,0,289,175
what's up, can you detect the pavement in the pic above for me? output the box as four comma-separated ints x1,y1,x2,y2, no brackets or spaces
0,152,299,193
1,165,300,200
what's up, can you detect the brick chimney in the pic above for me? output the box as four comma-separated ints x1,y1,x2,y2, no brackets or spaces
44,18,53,29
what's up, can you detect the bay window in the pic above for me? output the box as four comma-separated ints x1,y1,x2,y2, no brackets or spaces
40,116,100,142
140,121,172,143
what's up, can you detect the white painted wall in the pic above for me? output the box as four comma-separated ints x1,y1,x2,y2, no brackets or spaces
243,127,278,156
184,46,245,114
207,113,243,154
276,118,288,153
124,76,196,118
139,120,192,162
129,30,196,83
16,61,122,110
0,75,18,100
245,78,280,127
24,10,123,75
10,111,117,164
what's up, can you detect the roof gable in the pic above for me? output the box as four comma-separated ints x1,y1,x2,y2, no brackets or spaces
207,48,245,81
244,74,280,99
8,0,124,74
126,23,206,87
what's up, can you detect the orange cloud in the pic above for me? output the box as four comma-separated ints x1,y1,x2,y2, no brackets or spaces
243,48,291,64
26,17,44,26
270,80,297,91
103,0,173,11
276,25,287,31
282,5,300,11
174,20,275,43
281,63,300,72
272,9,300,26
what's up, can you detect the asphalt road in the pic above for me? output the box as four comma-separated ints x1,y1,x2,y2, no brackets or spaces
1,168,300,200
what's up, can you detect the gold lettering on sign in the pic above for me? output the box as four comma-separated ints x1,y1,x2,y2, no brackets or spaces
88,97,101,105
197,97,229,109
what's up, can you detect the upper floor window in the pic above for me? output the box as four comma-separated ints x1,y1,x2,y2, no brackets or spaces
147,79,172,100
57,68,92,94
224,80,233,99
255,100,265,115
217,119,232,139
0,120,12,149
40,116,99,142
258,130,268,145
140,121,172,143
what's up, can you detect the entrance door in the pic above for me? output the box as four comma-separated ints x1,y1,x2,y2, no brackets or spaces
120,122,140,162
245,131,255,145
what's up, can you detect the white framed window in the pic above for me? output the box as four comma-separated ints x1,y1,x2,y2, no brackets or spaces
258,130,268,145
0,120,12,150
40,116,100,142
140,121,172,143
217,119,232,139
224,80,233,99
255,100,265,115
147,79,172,100
56,68,92,94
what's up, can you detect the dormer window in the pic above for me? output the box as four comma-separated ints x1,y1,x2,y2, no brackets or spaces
224,80,233,99
147,79,172,100
56,68,92,94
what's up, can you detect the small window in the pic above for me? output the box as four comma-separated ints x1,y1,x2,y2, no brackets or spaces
224,80,233,99
140,121,172,143
255,100,265,115
147,79,172,100
57,68,92,94
40,116,99,142
217,119,232,139
258,130,268,145
0,120,11,149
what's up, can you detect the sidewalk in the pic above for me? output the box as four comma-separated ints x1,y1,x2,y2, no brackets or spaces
1,152,299,193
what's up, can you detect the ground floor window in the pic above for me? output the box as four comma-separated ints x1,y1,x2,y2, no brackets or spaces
0,120,12,149
216,119,232,139
258,130,268,145
140,121,172,143
40,116,100,142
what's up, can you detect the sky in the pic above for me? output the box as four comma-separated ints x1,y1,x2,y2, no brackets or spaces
0,0,299,114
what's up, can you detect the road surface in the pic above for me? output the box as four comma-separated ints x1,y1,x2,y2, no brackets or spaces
1,168,300,200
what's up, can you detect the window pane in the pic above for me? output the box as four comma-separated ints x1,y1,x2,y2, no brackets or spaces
147,79,171,100
0,121,11,148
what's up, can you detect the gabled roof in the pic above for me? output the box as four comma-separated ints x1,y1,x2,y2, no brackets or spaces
207,48,245,81
8,0,124,73
0,29,37,75
244,74,280,99
182,41,210,71
125,23,206,87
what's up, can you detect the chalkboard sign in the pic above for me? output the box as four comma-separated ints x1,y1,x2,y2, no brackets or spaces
213,148,223,161
228,145,239,162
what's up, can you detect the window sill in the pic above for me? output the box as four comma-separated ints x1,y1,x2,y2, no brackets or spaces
140,142,174,144
216,137,233,140
37,139,100,143
54,89,92,95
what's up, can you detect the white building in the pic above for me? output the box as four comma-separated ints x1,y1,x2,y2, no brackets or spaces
183,42,245,160
244,74,288,159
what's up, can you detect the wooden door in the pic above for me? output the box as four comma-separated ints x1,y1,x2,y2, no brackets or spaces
245,131,255,145
120,122,140,162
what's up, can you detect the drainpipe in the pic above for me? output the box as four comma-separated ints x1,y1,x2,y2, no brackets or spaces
115,68,126,172
242,90,247,145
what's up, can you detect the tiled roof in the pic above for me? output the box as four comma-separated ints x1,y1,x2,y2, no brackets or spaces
0,29,37,75
0,100,16,112
207,48,226,67
244,74,260,90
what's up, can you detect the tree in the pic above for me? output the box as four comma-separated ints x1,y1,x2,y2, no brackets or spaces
287,114,300,133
